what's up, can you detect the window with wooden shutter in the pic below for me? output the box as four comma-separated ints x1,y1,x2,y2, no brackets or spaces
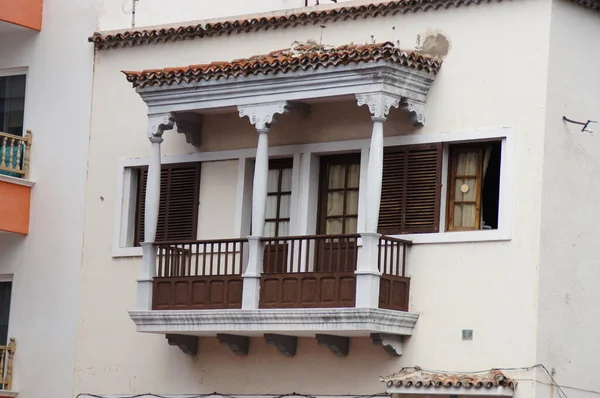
378,143,442,234
134,163,201,245
446,141,501,231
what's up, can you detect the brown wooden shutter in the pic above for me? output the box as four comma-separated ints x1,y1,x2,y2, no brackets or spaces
135,163,201,245
378,143,442,234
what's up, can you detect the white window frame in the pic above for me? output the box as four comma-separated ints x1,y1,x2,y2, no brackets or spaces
112,125,515,257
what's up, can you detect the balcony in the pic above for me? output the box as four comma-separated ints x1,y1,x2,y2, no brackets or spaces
0,131,33,235
0,0,42,32
0,338,15,395
130,235,416,357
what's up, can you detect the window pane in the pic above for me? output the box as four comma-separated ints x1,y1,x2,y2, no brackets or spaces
347,164,360,188
281,168,292,191
279,194,291,218
328,165,345,189
456,151,480,176
454,178,478,202
267,169,280,192
346,190,359,215
263,221,277,237
327,192,345,216
453,204,477,228
266,196,278,218
0,75,26,136
278,221,289,236
326,218,343,234
345,217,358,234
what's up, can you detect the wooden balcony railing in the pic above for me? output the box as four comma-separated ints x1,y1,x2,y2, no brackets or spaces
152,239,247,310
0,338,15,391
0,131,32,178
150,234,412,312
378,236,412,311
259,234,360,308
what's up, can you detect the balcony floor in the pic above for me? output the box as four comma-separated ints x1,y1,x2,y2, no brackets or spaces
129,307,419,337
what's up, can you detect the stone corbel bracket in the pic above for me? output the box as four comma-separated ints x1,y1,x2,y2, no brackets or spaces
316,334,349,356
173,112,203,146
401,98,426,126
264,333,297,357
238,101,291,131
148,112,175,139
370,333,404,356
217,333,249,356
166,334,198,356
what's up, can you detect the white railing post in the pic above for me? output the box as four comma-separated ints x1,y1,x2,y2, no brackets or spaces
355,93,401,308
137,113,174,310
238,102,289,309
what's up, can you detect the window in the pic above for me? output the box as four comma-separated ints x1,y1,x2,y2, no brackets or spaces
447,141,501,231
0,75,26,136
134,162,201,245
378,143,442,234
0,282,11,345
318,154,361,235
264,159,293,237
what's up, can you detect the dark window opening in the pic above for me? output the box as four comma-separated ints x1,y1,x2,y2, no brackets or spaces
0,282,12,346
0,75,26,136
481,141,501,229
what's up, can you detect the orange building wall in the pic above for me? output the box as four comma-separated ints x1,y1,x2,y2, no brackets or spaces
0,0,43,31
0,179,31,234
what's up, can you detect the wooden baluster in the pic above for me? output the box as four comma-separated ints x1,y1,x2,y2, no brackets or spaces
193,243,199,276
265,239,271,273
304,238,310,273
201,242,207,276
0,347,5,387
157,245,163,277
238,241,244,275
402,243,407,277
224,241,230,275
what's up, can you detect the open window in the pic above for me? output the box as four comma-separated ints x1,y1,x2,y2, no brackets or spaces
446,141,501,231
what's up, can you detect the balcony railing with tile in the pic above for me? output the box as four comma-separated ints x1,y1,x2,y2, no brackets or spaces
152,235,411,311
0,338,15,391
0,131,32,178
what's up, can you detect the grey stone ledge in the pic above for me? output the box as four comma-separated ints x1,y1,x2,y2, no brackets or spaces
129,308,419,337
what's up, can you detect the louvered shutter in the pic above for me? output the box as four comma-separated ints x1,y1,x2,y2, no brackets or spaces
378,143,442,234
135,163,200,245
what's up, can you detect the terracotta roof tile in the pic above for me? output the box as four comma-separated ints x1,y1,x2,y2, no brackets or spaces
89,0,511,50
123,41,442,88
381,367,517,391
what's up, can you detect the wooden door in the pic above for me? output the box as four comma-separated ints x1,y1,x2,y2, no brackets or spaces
316,154,360,272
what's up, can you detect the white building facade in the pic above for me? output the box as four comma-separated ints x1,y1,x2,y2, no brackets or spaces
0,0,97,397
76,1,600,398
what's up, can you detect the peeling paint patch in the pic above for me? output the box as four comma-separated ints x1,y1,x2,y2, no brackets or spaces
417,31,451,58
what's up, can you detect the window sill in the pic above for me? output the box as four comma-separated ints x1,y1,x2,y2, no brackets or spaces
395,229,511,244
112,246,142,258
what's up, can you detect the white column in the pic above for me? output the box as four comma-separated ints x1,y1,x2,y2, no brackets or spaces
238,102,289,309
355,93,400,308
137,113,174,310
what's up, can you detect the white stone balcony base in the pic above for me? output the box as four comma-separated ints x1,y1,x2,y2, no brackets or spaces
129,308,418,337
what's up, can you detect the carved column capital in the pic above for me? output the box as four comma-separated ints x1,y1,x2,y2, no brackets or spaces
238,101,290,131
148,113,175,139
401,99,427,126
356,93,401,120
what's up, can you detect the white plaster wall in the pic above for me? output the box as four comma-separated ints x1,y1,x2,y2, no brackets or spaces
536,2,600,398
0,0,97,397
99,0,357,31
78,1,552,397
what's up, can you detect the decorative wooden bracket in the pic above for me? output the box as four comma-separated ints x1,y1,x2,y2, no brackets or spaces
264,334,297,357
166,334,198,356
217,334,249,356
370,333,404,356
173,112,203,146
316,334,349,356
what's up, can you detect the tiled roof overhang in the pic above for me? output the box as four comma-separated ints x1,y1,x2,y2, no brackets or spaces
124,42,440,126
123,42,441,88
89,0,510,50
382,367,517,396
